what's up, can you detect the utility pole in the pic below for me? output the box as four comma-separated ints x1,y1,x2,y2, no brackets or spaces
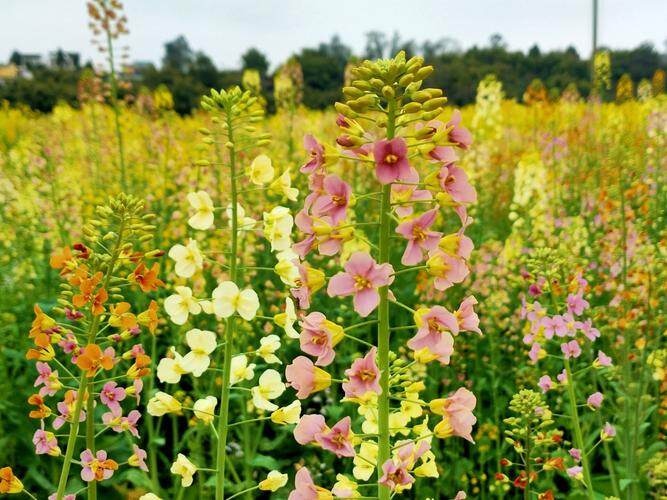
591,0,598,81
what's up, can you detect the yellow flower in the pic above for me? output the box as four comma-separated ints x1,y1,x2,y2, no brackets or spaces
257,334,281,364
182,329,217,376
332,474,360,498
353,441,378,480
263,206,294,252
157,348,189,384
0,467,23,494
269,168,299,201
187,191,215,230
164,286,201,325
251,369,286,411
258,470,289,492
212,281,259,320
275,257,300,287
138,494,162,500
170,453,197,487
270,400,301,425
192,396,217,425
147,392,182,416
247,154,275,185
274,297,299,339
168,239,203,278
230,354,255,385
225,203,257,230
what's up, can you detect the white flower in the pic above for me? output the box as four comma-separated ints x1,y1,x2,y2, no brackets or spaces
147,392,182,416
270,169,299,201
139,494,162,500
164,286,201,325
259,470,289,492
225,203,257,230
274,297,299,339
212,281,259,320
157,348,189,384
274,258,300,287
251,369,286,412
246,154,275,185
187,191,215,230
170,453,197,487
230,354,256,385
263,206,293,252
168,239,203,278
182,329,217,376
192,396,217,425
257,334,281,364
270,400,301,425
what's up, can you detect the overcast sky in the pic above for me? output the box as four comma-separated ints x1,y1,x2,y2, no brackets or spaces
2,0,665,69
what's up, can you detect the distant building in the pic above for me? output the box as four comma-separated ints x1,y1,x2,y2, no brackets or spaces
0,63,32,83
9,51,43,68
49,50,81,69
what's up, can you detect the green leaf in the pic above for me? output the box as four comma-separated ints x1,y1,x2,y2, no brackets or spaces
248,454,280,470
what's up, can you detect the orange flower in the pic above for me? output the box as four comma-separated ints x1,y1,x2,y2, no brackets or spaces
127,353,151,379
543,457,565,472
50,246,75,275
538,491,555,500
29,305,62,345
0,467,23,494
137,300,159,333
76,344,115,377
28,394,51,419
130,263,164,293
109,302,138,331
26,342,56,361
73,271,105,311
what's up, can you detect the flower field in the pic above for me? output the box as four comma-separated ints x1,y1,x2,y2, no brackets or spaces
0,32,666,500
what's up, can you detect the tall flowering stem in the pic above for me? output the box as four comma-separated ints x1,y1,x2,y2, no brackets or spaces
36,194,162,500
286,51,479,498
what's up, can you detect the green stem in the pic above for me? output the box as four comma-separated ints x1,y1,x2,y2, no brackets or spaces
86,393,97,500
564,358,595,499
376,98,396,500
216,108,239,500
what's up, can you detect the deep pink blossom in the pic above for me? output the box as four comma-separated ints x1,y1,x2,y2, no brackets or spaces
293,414,328,445
301,135,325,174
299,312,342,366
438,164,476,204
587,392,604,409
395,209,442,265
99,381,126,413
379,459,415,491
538,375,553,393
288,467,325,500
408,307,459,364
285,356,331,399
327,252,394,317
342,347,382,398
561,340,582,359
455,296,482,334
373,138,411,184
33,429,59,456
311,175,352,224
315,416,355,457
446,110,472,149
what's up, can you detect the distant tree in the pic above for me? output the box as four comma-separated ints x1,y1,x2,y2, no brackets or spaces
9,51,22,65
241,48,269,76
162,35,194,73
365,31,387,59
191,51,219,88
489,33,507,50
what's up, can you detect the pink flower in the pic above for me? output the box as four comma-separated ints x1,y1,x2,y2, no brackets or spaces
557,369,568,384
290,262,323,310
408,307,459,364
128,444,148,471
327,252,394,317
587,392,604,409
601,422,616,440
311,175,352,224
80,449,118,482
102,409,141,437
99,381,126,413
541,315,567,339
528,343,541,363
391,169,432,218
301,135,325,174
34,362,61,397
455,296,482,334
426,249,469,291
288,467,329,500
569,448,582,462
299,312,343,366
567,292,589,316
373,138,411,184
286,356,331,399
294,414,328,445
446,110,472,149
579,319,600,341
594,350,613,367
567,465,583,480
53,390,86,430
33,429,59,456
431,387,477,442
49,494,76,500
429,145,457,164
561,340,582,359
395,209,442,265
538,375,553,393
379,458,415,492
438,165,476,204
342,347,382,398
315,416,355,457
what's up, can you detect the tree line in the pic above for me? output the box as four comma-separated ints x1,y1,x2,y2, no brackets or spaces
1,32,665,114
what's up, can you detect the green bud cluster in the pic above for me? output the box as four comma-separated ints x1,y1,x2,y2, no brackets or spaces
336,50,446,129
